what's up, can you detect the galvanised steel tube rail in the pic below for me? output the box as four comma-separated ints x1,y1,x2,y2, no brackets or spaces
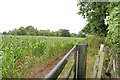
44,44,88,80
65,61,75,80
44,45,76,80
73,48,77,79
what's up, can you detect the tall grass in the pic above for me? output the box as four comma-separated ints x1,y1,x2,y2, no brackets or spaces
84,35,105,78
1,35,84,78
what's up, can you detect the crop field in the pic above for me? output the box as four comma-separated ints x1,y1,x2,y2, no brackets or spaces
0,35,84,78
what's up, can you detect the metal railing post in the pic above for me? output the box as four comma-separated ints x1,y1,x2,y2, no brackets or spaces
77,44,88,79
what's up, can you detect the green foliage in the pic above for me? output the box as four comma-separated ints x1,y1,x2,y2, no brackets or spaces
1,36,84,78
106,4,120,76
3,26,74,37
84,35,105,56
57,29,71,37
4,26,54,36
106,5,120,48
77,2,110,36
77,31,86,38
2,26,88,38
0,51,3,79
8,29,18,35
70,33,77,37
81,23,91,34
2,31,8,35
18,27,27,35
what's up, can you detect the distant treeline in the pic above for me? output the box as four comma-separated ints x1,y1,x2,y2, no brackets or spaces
2,26,86,37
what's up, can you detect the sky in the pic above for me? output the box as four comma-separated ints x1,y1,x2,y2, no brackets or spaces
0,0,87,34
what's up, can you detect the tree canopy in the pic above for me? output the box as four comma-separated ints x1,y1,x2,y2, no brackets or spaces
77,2,110,36
57,29,71,37
3,26,82,37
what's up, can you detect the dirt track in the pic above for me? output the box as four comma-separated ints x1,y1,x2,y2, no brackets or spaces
28,52,66,78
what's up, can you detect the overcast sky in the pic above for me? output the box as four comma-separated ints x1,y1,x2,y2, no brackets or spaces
0,0,87,33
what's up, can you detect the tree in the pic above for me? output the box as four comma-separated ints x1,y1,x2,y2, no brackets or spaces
71,33,77,37
105,3,120,77
17,27,27,35
4,26,73,37
8,29,18,35
57,29,71,37
81,23,91,34
77,2,110,36
2,31,8,35
77,31,86,38
25,25,38,35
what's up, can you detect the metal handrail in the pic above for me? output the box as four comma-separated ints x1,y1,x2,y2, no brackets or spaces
44,44,88,80
65,61,75,80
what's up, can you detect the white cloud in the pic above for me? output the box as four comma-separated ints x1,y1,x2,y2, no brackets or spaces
0,0,86,33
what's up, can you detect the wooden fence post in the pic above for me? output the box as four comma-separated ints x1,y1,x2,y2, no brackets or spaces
97,52,104,78
93,55,100,78
97,44,104,79
93,44,105,79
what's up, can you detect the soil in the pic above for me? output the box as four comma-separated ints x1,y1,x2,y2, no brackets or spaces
28,52,67,78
